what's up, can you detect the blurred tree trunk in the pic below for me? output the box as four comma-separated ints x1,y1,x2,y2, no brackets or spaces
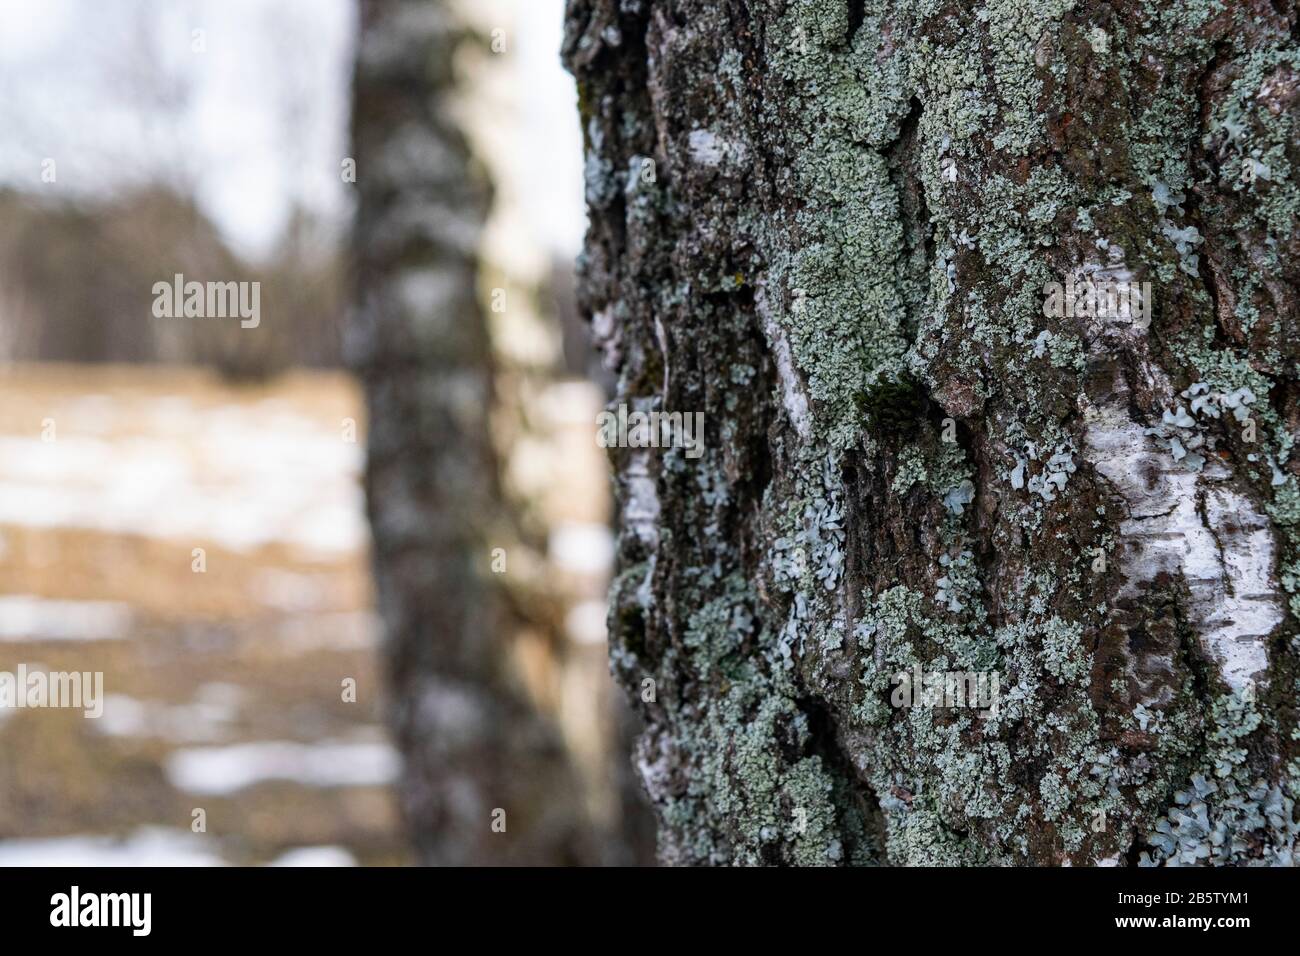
349,0,593,865
565,0,1300,865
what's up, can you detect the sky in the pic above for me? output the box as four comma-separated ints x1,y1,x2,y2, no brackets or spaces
0,0,585,264
513,0,589,262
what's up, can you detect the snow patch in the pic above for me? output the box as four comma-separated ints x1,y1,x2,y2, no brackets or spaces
0,398,365,557
165,736,399,795
0,827,223,867
267,846,357,867
0,595,133,642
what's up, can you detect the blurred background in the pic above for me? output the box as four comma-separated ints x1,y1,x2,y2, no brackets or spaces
0,0,647,865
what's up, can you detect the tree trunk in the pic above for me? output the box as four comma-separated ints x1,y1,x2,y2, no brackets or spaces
565,0,1300,865
349,0,592,865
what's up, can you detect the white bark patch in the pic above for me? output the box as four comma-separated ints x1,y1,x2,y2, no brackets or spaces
623,450,661,550
688,129,726,167
1083,361,1281,694
654,313,671,396
686,128,749,173
591,305,622,373
756,284,813,441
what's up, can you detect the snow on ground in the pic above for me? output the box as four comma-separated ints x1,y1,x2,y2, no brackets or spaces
165,735,400,796
0,396,365,557
267,845,357,867
0,827,225,866
0,595,133,641
0,828,361,866
94,684,247,744
0,368,403,864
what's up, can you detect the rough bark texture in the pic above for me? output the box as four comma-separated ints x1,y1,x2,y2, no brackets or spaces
565,0,1300,865
349,0,593,865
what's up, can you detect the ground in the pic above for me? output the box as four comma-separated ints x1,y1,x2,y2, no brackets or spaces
0,363,404,865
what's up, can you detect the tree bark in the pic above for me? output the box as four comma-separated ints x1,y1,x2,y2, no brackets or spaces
350,0,593,865
565,0,1300,865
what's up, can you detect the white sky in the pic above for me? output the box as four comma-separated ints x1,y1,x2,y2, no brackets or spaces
0,0,585,264
513,0,588,262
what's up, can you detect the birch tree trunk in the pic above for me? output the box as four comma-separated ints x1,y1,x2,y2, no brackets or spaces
350,0,592,865
565,0,1300,865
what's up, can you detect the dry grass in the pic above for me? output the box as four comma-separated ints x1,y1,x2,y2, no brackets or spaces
0,362,406,865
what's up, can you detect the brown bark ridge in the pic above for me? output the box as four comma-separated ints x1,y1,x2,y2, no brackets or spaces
349,0,593,865
565,0,1300,865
